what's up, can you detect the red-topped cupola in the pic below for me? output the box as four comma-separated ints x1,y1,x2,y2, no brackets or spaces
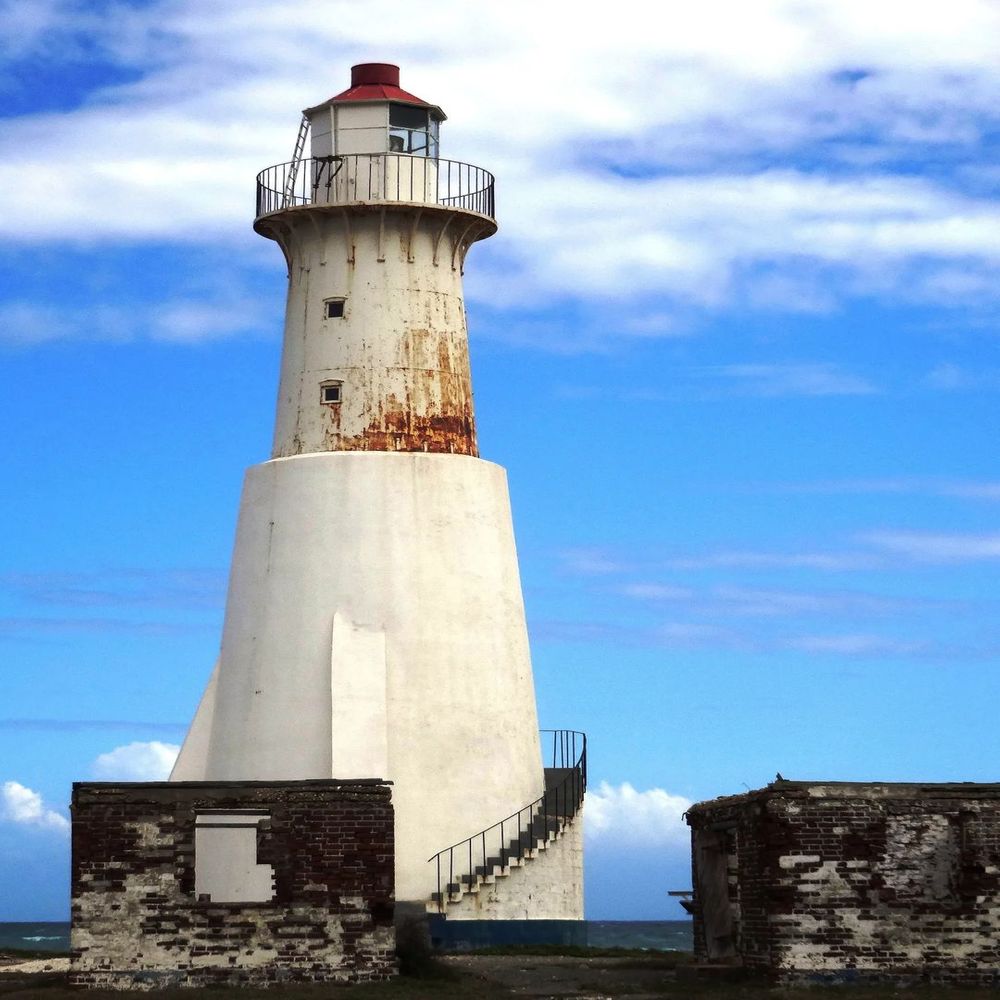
304,63,445,158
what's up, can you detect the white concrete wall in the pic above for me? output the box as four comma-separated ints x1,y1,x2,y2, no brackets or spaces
174,451,544,904
445,812,585,921
169,660,217,781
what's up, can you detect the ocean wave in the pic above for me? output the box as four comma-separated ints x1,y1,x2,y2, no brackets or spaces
22,936,65,942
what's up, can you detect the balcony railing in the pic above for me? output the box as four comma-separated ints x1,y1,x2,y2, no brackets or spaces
255,154,495,221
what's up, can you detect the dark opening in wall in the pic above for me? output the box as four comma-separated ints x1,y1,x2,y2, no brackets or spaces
321,382,342,404
325,298,346,319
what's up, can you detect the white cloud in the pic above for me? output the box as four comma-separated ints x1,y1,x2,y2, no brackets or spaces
786,633,927,656
558,547,632,577
927,364,1000,392
622,581,917,618
3,0,1000,320
1,567,226,610
91,741,180,781
769,477,1000,500
585,781,692,848
694,363,879,397
663,549,876,571
0,781,69,833
864,531,1000,563
560,362,880,400
621,583,694,601
0,295,276,347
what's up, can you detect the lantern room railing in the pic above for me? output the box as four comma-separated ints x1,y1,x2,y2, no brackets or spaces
255,154,495,221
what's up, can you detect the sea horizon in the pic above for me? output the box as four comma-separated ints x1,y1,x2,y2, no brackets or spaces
0,919,693,954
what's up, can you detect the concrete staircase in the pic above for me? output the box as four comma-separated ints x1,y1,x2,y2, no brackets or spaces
427,752,585,915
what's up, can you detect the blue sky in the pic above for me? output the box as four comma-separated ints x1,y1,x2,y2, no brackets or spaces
2,0,1000,922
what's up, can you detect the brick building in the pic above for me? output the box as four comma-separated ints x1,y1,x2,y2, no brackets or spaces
70,780,395,989
686,780,1000,986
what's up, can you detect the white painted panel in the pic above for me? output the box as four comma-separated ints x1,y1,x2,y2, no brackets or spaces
194,813,274,903
330,612,388,778
309,108,333,159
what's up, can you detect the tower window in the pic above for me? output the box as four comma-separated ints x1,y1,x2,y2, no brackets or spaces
321,381,342,405
324,298,346,319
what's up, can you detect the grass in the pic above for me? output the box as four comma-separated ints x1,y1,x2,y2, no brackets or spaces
464,943,693,960
4,949,1000,998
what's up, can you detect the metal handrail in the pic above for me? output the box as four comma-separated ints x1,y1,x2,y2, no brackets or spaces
427,729,587,911
255,153,495,221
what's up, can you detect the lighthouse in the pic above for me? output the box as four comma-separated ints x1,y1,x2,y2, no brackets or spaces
170,64,585,930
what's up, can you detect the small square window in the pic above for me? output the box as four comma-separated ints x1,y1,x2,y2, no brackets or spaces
321,383,342,404
325,298,345,319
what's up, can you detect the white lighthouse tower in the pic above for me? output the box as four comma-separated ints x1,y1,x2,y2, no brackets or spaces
171,63,584,930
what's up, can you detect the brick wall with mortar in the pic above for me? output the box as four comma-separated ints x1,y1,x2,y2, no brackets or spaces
70,779,395,989
687,781,1000,986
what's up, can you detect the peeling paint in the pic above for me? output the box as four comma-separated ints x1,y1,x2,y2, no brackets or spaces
265,202,484,460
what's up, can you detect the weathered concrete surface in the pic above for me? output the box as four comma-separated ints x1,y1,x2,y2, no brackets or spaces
263,209,485,460
70,780,395,989
687,780,1000,986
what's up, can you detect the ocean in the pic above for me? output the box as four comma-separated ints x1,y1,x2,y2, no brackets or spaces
0,923,70,953
0,920,692,955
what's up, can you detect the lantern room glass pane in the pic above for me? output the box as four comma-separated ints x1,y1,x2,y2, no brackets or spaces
388,102,433,157
389,104,429,129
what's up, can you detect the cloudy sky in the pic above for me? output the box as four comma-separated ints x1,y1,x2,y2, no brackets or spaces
2,0,1000,922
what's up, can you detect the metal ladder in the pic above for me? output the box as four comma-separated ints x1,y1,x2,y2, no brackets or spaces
282,115,310,207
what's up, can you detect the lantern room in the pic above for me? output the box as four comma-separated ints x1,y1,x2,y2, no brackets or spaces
305,63,445,159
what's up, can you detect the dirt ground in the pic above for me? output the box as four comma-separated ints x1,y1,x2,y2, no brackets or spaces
2,952,998,998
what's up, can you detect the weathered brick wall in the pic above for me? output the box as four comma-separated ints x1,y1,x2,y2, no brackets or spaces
688,797,770,965
688,782,1000,985
71,779,395,989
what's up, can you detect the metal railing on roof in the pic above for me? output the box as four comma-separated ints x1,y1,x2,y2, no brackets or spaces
255,153,495,221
